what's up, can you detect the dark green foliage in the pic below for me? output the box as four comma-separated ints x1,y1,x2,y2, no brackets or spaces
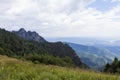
104,57,120,73
0,28,87,68
25,54,75,67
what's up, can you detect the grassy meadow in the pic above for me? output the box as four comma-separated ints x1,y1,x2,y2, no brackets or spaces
0,55,119,80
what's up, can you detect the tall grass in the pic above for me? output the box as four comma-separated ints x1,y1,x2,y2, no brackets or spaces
0,55,119,80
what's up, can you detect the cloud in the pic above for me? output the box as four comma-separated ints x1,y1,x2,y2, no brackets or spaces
0,0,120,39
111,0,120,2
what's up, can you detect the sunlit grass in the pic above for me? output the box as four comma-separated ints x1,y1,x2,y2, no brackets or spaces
0,55,119,80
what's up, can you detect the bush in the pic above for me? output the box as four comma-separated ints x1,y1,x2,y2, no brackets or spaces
25,54,75,67
104,57,120,74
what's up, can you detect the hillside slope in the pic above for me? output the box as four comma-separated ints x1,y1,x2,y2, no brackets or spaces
0,55,119,80
67,42,114,70
0,28,86,68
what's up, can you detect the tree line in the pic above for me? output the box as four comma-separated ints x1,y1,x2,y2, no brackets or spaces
104,57,120,74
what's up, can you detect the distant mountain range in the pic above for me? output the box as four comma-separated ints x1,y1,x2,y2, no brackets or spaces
66,42,120,70
13,28,120,70
1,28,120,70
47,37,120,69
47,37,120,46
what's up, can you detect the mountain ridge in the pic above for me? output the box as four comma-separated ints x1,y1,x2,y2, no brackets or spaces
0,28,87,68
66,42,114,70
13,28,47,42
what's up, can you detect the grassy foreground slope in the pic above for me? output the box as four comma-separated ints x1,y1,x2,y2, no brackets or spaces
0,55,119,80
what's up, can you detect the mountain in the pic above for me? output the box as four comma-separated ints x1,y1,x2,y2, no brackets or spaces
66,42,114,70
0,28,87,68
13,28,46,42
47,37,110,46
47,37,120,70
96,46,120,59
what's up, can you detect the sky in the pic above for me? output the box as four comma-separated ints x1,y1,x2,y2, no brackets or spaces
0,0,120,39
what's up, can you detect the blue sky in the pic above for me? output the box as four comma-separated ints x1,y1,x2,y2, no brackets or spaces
89,0,119,12
0,0,120,39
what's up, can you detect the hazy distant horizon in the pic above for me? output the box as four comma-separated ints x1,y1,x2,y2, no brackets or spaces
2,27,120,41
45,37,120,46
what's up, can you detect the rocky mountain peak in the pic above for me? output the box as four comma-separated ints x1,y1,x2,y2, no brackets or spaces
19,28,26,33
13,28,47,42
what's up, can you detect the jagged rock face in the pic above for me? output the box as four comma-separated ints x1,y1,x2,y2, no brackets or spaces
13,28,46,42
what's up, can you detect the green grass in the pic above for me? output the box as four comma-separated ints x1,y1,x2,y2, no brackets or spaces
0,55,119,80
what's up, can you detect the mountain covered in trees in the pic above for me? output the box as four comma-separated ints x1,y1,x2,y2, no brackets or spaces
0,28,87,68
67,42,113,70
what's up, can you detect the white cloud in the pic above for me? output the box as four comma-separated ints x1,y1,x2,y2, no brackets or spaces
0,0,120,39
111,0,120,2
